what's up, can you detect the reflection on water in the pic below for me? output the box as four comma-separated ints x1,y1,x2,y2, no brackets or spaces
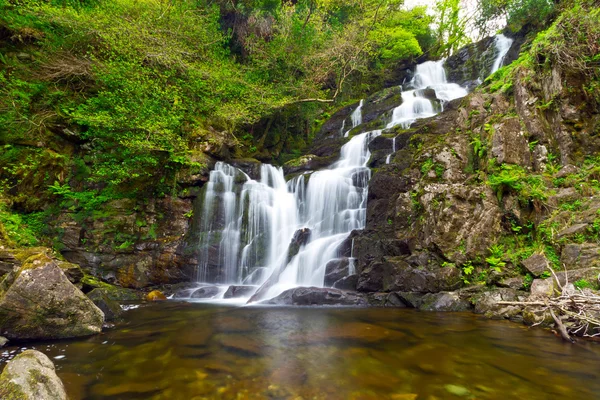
2,303,600,399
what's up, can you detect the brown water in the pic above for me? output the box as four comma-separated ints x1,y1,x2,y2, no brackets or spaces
2,302,600,400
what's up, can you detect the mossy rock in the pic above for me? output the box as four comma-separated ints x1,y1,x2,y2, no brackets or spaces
0,255,104,340
0,350,67,400
81,275,142,302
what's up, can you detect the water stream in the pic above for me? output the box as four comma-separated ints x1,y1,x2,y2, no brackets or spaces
2,304,599,400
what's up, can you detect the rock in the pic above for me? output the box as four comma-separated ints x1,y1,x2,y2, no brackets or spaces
230,158,262,180
497,276,525,290
55,260,84,286
0,254,104,340
146,290,167,301
333,274,358,290
87,288,123,321
366,292,407,307
521,254,550,277
473,288,528,320
561,244,600,269
357,257,461,293
265,287,367,306
0,336,7,348
530,279,556,298
190,286,220,299
0,350,67,400
557,223,589,238
445,384,471,397
422,292,472,312
223,285,255,298
324,258,350,286
287,228,311,262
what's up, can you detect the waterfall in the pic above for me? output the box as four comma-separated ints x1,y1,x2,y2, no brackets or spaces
387,60,468,130
490,34,513,74
344,99,364,137
195,49,482,302
196,130,380,300
386,137,396,164
351,99,364,128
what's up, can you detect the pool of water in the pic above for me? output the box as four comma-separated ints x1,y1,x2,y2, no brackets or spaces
2,302,600,399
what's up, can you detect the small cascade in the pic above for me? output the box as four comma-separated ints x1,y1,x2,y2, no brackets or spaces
386,60,468,130
344,99,364,137
490,34,514,74
351,99,364,128
386,137,397,164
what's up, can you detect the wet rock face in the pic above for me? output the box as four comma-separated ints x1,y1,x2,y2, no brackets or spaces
0,350,67,400
357,257,461,293
0,254,104,340
191,286,220,299
223,285,256,299
287,228,312,262
265,287,367,306
324,258,350,287
58,196,198,289
444,36,497,86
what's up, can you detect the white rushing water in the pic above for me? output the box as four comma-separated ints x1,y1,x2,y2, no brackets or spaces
196,128,379,302
194,35,509,303
386,60,468,130
490,34,513,74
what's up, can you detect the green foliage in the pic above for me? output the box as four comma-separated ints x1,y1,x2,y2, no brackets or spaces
574,279,594,290
475,0,555,35
461,261,475,284
485,244,506,272
432,0,470,57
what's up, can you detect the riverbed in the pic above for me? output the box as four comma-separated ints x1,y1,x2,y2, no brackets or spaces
2,302,599,399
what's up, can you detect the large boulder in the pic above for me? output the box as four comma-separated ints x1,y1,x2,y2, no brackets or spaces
0,253,104,340
265,287,367,306
0,350,67,400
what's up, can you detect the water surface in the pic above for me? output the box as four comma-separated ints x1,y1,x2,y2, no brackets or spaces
2,303,599,399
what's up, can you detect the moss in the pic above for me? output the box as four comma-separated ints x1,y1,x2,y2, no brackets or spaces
81,274,142,301
0,377,27,400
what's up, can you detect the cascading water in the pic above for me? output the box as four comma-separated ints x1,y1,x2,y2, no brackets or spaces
196,129,380,301
386,60,468,130
490,34,513,74
194,35,509,303
344,99,364,137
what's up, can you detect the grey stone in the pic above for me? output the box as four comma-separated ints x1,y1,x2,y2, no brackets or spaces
333,274,358,291
223,285,256,299
0,254,104,340
521,253,550,277
0,350,67,400
530,279,555,298
191,286,220,299
265,287,367,306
